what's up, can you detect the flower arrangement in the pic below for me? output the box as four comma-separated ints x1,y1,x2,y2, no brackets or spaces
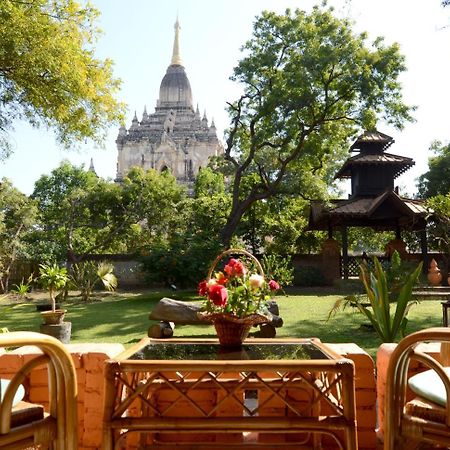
198,255,280,319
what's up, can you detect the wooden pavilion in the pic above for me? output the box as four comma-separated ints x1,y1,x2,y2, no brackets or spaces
308,130,428,278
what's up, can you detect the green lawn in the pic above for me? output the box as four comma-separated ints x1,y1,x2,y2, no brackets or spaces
0,288,443,358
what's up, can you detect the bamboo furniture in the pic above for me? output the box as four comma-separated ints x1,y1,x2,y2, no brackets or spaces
0,331,78,450
103,338,357,449
384,328,450,450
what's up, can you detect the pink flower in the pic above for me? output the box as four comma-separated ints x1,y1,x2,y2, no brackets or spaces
268,280,280,291
208,284,228,307
198,280,208,296
224,258,246,277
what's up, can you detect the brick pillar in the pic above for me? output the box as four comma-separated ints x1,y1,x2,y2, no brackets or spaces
384,238,407,258
327,343,377,450
321,238,341,283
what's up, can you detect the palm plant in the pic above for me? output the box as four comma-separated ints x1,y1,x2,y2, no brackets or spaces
71,261,117,302
329,256,423,343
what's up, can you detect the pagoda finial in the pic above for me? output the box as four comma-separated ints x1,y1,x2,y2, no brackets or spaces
88,157,97,176
171,16,182,65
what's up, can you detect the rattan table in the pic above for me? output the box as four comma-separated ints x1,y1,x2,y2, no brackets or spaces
103,338,357,450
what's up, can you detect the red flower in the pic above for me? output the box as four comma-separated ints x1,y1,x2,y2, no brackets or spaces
224,258,246,277
198,280,208,296
208,284,228,307
268,280,280,291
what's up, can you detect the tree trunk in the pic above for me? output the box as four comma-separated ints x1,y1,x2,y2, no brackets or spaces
220,206,247,248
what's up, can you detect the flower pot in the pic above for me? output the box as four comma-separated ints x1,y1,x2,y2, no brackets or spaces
427,259,442,286
40,309,66,325
200,312,269,347
40,321,71,344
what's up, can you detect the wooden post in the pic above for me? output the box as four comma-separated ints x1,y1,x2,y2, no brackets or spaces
420,228,429,275
342,227,349,280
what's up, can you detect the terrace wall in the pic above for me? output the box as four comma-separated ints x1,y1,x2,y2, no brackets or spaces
0,341,376,449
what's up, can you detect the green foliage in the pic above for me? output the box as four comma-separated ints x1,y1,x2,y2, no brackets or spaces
194,168,225,198
140,237,222,288
238,195,313,255
30,163,186,262
0,0,125,157
0,178,37,292
71,261,117,302
30,161,112,262
261,254,294,291
426,194,450,257
10,275,33,300
417,141,450,198
220,5,413,245
330,257,423,343
347,228,395,253
38,263,69,311
294,266,328,287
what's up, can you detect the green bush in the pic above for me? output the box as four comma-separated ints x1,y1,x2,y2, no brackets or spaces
140,238,222,289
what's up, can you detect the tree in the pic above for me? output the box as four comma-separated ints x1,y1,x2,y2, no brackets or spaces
0,178,37,292
417,141,450,198
219,6,414,246
30,163,185,263
426,194,450,274
0,0,124,158
30,161,109,262
194,167,226,198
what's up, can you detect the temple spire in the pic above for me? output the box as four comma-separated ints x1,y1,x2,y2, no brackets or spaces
171,16,182,65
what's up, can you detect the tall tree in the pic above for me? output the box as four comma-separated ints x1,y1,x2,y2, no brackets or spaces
0,0,124,159
30,163,185,263
220,6,414,246
417,141,450,198
0,178,37,292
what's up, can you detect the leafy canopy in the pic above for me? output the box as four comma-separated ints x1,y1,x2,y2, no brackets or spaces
417,141,450,198
220,5,414,246
0,0,125,158
0,178,37,292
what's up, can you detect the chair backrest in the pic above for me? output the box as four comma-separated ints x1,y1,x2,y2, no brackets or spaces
384,327,450,450
0,331,78,449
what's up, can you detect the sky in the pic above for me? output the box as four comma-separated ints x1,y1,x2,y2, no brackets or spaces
1,0,450,196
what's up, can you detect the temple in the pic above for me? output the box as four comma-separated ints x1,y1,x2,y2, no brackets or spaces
115,18,223,189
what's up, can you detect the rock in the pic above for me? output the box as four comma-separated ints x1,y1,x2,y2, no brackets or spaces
266,300,279,316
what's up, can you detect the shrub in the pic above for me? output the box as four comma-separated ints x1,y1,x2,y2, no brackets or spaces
71,261,118,302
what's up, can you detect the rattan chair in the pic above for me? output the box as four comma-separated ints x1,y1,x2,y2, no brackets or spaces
0,331,77,450
384,327,450,450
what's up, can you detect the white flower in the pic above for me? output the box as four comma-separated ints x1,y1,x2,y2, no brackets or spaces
249,274,264,289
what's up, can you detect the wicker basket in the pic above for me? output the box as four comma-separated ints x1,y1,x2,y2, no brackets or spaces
201,248,269,346
206,312,268,346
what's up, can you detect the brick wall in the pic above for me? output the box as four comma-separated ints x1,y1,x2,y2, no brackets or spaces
0,342,376,449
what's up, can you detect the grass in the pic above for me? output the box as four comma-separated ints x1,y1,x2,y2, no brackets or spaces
0,288,444,358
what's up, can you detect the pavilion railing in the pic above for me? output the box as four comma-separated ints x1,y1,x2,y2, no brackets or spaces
340,255,390,278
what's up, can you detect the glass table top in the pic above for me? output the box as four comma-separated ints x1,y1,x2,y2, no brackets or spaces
127,341,330,361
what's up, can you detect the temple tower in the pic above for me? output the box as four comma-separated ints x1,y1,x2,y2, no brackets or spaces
116,18,223,188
